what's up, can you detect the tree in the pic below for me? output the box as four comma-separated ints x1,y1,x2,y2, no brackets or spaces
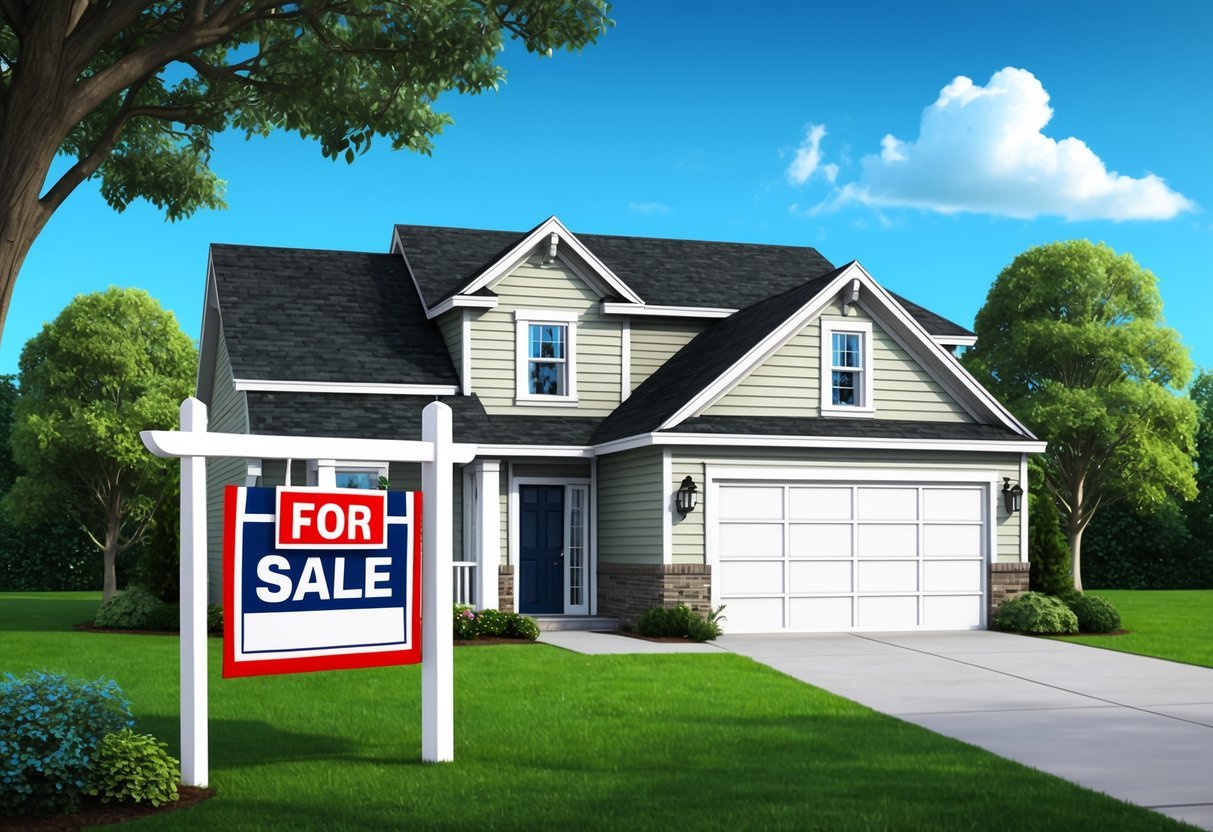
4,288,196,600
1027,488,1071,596
964,240,1197,591
1184,370,1213,551
0,2,611,344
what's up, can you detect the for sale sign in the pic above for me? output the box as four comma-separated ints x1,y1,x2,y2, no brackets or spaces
222,486,421,678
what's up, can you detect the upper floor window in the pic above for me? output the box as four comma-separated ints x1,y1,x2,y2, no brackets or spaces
514,309,578,405
820,319,874,416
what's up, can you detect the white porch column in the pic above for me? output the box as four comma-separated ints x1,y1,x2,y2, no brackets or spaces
474,460,501,610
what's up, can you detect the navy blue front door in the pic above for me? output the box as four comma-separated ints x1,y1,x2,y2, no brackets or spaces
519,485,563,614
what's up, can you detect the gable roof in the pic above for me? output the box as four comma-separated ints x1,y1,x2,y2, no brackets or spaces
209,244,458,386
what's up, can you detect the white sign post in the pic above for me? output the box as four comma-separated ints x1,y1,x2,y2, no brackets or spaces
142,398,475,786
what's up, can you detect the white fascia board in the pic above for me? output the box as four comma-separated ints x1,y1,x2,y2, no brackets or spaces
932,335,977,347
593,431,1047,456
659,262,864,430
475,444,595,458
232,379,459,396
459,216,645,304
601,302,736,319
142,428,478,465
425,294,499,319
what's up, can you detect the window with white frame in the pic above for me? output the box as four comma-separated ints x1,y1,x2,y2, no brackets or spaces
514,310,578,404
311,460,390,489
820,319,874,415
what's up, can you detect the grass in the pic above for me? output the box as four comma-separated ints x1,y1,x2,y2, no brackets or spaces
2,592,1194,831
1056,589,1213,668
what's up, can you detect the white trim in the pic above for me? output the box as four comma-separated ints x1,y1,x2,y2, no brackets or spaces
425,294,499,319
142,428,478,465
820,318,875,416
460,310,472,396
315,459,390,489
589,457,598,616
232,379,458,396
514,312,578,404
461,217,644,305
510,475,593,616
703,465,1001,484
932,335,977,348
1019,452,1029,564
593,431,1048,456
620,318,631,402
471,460,501,609
477,444,594,458
601,302,736,319
661,449,673,565
661,262,863,428
564,483,591,615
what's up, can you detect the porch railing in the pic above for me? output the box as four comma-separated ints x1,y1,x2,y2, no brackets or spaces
453,561,476,606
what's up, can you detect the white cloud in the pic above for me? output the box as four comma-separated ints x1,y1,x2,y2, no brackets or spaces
786,124,839,185
628,202,671,215
824,67,1194,221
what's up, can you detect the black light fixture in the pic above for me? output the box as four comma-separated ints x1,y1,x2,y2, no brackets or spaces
675,476,699,517
1002,477,1023,513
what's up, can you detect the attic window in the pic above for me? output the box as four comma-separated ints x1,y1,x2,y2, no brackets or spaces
514,309,578,406
820,319,875,417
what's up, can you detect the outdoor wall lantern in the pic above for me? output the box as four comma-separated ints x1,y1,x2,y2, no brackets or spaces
1002,477,1024,514
675,476,699,517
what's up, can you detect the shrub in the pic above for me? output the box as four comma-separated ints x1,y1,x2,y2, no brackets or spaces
1063,593,1121,634
89,729,180,807
994,591,1079,635
94,586,163,630
474,608,510,638
0,673,134,815
504,612,539,641
207,604,223,634
637,603,724,642
452,606,539,641
453,605,477,640
1028,493,1073,596
0,520,115,592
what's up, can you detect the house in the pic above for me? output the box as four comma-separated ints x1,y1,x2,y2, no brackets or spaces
195,216,1044,633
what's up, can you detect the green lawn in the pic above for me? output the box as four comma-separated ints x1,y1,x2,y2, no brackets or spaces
1056,589,1213,668
1,592,1192,831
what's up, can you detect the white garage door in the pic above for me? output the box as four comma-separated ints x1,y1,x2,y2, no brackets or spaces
715,481,987,632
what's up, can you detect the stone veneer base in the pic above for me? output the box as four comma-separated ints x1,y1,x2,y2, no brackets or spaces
596,562,712,628
498,565,514,613
988,562,1031,625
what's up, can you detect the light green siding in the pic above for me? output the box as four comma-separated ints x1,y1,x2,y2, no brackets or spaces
705,298,972,422
436,311,462,388
667,447,1023,564
469,254,623,417
596,448,664,564
205,329,249,601
629,319,705,390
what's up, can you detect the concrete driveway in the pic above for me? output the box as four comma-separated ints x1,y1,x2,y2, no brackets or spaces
717,630,1213,830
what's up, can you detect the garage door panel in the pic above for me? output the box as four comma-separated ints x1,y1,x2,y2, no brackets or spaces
720,559,783,594
723,597,784,632
857,595,918,629
719,523,783,557
790,597,852,630
857,487,918,520
790,560,852,593
789,487,851,521
857,524,917,558
789,524,852,557
857,560,918,593
923,560,982,592
923,595,983,629
923,488,983,521
924,525,981,557
719,487,784,520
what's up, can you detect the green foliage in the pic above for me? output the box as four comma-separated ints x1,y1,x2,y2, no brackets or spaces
994,591,1079,635
0,673,134,815
4,288,196,597
452,605,538,641
94,586,163,630
1062,594,1121,634
137,496,180,602
0,519,114,591
637,603,725,642
1028,492,1072,595
88,729,180,808
965,241,1198,588
1184,371,1213,563
1082,498,1209,588
207,604,223,634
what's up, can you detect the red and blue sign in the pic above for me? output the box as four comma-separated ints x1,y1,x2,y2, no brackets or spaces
222,485,422,678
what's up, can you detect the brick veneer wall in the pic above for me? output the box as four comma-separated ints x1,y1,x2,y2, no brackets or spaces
498,565,514,613
988,562,1030,624
597,563,712,627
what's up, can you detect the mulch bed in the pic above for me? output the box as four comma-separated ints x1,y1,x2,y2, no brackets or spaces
0,787,213,831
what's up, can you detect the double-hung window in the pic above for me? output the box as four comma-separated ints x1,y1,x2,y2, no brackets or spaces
820,319,874,415
515,310,578,404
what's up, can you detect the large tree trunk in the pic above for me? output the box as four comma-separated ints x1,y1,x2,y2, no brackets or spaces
1066,524,1084,594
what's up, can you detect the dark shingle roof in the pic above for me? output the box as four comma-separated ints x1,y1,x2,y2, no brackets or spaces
245,392,602,447
211,244,458,385
392,225,534,309
592,265,851,444
669,416,1022,441
888,292,973,339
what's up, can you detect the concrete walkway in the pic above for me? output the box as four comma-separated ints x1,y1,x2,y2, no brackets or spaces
717,630,1213,830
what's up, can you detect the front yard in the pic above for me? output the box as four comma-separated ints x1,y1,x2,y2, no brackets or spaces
1,592,1194,831
1056,589,1213,668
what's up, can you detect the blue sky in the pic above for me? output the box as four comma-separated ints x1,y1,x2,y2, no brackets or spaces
5,0,1210,377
